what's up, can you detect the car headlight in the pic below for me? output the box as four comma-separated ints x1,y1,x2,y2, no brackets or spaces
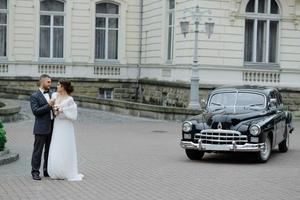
249,124,261,136
182,121,193,132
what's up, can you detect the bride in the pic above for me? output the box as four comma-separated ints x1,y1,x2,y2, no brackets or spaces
48,79,83,181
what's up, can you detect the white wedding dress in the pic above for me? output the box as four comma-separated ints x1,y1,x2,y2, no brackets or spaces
48,93,83,181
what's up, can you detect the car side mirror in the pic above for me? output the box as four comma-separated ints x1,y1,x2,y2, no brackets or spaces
201,99,207,108
268,98,277,108
270,98,277,104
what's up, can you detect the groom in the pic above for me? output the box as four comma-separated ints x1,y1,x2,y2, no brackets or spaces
30,74,55,180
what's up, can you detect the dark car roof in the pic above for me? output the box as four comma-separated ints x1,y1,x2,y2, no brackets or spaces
211,85,277,95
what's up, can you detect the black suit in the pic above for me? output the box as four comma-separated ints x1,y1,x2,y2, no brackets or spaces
30,90,54,176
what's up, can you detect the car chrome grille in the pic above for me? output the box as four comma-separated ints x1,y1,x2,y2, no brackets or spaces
194,129,248,145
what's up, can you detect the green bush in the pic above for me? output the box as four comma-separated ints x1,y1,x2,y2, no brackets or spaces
0,121,7,151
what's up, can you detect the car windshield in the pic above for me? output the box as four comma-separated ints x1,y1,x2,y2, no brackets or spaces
208,92,266,111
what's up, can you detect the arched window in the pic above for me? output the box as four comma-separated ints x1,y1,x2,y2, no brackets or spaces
244,0,280,64
95,2,119,60
0,0,7,57
39,0,65,59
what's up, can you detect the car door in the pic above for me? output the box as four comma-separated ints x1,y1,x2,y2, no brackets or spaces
275,90,286,143
269,91,285,145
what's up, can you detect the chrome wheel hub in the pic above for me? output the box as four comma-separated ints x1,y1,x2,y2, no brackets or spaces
260,138,271,160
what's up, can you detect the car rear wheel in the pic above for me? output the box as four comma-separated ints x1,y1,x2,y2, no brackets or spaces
185,149,205,160
256,136,272,163
279,127,289,153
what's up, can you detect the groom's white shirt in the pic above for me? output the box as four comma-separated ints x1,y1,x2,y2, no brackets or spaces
39,88,54,120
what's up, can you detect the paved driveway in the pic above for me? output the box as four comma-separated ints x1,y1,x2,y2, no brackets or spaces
0,100,299,200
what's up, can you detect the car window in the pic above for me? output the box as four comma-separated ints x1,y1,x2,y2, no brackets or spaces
236,93,265,108
209,92,265,109
209,92,236,107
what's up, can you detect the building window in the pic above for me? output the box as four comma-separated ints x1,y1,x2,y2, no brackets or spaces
167,0,175,61
39,0,64,59
95,3,119,60
98,88,114,100
0,0,7,57
244,0,280,64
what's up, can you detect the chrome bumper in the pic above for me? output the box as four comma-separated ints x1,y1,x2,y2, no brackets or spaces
180,140,265,152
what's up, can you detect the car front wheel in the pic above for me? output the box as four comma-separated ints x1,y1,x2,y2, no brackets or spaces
256,136,272,163
185,149,205,160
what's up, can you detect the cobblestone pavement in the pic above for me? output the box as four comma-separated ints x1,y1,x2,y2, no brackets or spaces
0,100,300,200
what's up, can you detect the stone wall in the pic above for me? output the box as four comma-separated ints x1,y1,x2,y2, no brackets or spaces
139,80,300,118
0,77,138,101
0,77,211,107
138,79,212,108
280,88,300,115
0,87,202,121
0,77,299,117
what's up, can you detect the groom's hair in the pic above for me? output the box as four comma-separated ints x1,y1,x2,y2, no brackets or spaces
40,74,51,80
38,74,51,86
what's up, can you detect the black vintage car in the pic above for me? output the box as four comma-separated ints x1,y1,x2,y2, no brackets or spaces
180,86,294,162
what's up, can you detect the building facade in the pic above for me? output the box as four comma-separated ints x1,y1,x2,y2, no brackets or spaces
0,0,300,99
139,0,300,88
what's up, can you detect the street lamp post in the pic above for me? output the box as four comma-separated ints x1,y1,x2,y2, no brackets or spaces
180,5,214,109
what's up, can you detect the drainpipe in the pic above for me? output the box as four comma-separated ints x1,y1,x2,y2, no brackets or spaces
136,0,144,102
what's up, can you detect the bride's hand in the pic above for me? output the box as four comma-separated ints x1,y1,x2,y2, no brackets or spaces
53,105,61,115
48,99,55,107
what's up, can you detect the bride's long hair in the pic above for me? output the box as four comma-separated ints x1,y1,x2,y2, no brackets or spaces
59,79,74,95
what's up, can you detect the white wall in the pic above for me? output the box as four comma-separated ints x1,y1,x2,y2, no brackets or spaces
1,0,300,89
11,0,36,61
7,0,141,65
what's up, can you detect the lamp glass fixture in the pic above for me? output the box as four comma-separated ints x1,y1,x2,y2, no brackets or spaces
180,20,190,38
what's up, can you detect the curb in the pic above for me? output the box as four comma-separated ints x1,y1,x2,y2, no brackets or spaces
0,98,22,123
0,149,19,166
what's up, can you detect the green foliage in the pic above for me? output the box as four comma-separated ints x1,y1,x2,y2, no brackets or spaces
0,121,7,151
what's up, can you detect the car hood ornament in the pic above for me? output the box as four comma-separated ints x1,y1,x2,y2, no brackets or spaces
217,122,222,129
